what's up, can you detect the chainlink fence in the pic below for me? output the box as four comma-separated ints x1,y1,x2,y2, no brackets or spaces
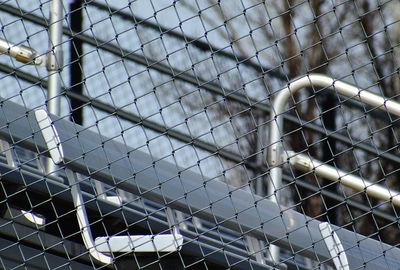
0,0,399,269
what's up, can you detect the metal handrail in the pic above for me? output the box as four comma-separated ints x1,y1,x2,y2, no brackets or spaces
268,73,400,202
267,73,400,260
287,151,400,207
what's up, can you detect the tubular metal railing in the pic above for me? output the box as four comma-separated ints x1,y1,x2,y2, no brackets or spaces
268,74,400,261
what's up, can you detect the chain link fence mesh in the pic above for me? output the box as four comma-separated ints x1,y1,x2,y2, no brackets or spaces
0,0,400,269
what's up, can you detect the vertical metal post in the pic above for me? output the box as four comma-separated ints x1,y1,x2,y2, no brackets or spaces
256,113,266,195
46,0,63,173
47,0,63,115
266,108,283,262
69,0,84,125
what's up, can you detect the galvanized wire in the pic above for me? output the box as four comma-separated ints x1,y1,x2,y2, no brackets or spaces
0,0,400,269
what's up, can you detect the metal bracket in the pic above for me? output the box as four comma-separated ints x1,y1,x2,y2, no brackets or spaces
0,140,16,168
20,210,46,226
268,144,284,167
319,222,349,270
0,139,46,226
35,109,64,165
94,180,124,206
35,109,183,265
287,151,311,171
46,48,63,71
94,233,183,253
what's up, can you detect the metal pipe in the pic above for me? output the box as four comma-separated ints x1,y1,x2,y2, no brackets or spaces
69,0,84,125
3,62,400,221
288,152,400,207
65,169,113,265
88,2,285,80
267,73,400,261
268,74,400,202
0,38,44,65
281,173,398,223
3,58,400,215
46,0,64,173
47,0,63,116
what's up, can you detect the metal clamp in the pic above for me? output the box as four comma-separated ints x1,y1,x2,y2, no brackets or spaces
267,144,283,166
46,47,63,71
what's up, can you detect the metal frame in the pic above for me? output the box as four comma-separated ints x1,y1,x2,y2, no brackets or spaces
0,2,399,268
0,74,398,268
64,168,183,264
3,2,400,176
0,98,391,269
268,74,400,204
0,71,396,269
1,64,400,226
267,73,400,260
1,2,121,229
0,12,63,219
35,109,184,265
0,158,274,270
319,222,349,270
